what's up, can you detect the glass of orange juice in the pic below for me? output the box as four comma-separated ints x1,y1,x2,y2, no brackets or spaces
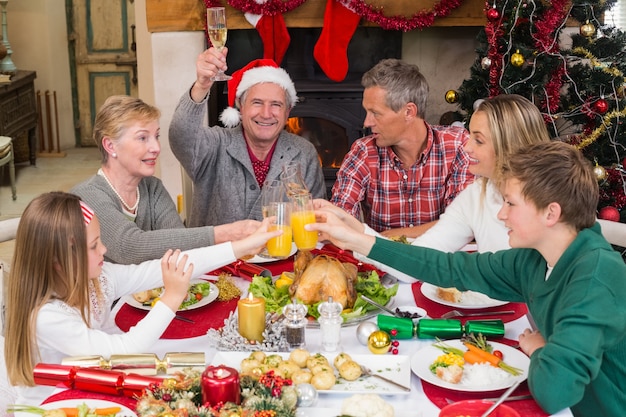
265,202,293,259
290,193,318,251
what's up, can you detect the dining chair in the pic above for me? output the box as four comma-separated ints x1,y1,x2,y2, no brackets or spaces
0,136,16,202
598,219,626,248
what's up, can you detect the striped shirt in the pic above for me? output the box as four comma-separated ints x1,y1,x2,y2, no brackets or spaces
330,124,474,232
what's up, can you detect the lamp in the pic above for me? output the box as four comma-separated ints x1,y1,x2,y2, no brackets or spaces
0,0,16,74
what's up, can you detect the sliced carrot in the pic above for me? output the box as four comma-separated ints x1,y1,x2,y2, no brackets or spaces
93,407,122,415
59,408,79,417
58,406,121,417
463,349,488,365
464,342,501,367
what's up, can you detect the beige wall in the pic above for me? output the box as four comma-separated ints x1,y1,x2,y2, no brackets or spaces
9,1,479,201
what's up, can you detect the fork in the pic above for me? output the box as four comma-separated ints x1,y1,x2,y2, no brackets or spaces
359,364,411,392
440,309,515,319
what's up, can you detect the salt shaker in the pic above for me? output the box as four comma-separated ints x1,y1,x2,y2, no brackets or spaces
317,296,343,352
283,302,308,349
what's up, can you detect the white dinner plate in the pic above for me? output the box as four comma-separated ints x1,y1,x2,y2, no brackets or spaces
420,282,508,309
123,279,218,311
211,351,412,395
14,399,136,417
411,339,529,392
296,408,413,417
247,242,297,263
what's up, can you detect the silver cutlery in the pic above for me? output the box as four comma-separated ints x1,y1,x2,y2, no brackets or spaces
445,394,533,404
360,294,404,318
359,364,411,392
440,309,515,319
480,380,522,417
174,315,195,324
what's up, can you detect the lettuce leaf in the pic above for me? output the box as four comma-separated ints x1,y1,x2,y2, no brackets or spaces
248,275,291,314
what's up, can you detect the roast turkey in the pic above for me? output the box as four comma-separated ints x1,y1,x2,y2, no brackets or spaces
289,251,358,308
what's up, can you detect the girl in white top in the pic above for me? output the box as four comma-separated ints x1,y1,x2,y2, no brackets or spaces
318,94,552,280
4,192,280,405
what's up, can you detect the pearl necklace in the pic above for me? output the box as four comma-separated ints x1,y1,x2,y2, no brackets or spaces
100,170,140,212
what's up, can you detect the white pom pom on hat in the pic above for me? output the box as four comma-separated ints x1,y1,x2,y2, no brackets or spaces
219,58,298,128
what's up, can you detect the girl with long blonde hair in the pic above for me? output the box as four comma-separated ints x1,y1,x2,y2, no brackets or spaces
4,192,277,404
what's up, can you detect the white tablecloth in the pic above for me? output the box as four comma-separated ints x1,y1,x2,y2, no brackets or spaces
108,277,572,417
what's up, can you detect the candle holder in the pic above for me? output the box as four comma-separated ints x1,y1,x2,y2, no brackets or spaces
0,0,16,74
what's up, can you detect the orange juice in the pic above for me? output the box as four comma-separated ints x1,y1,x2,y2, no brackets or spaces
267,224,293,258
291,210,318,250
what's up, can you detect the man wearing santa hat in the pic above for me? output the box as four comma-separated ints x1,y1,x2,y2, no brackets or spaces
169,47,325,227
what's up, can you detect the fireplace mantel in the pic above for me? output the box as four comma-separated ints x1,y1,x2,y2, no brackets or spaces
146,0,487,32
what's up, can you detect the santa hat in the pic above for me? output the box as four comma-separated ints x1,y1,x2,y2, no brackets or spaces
219,59,298,128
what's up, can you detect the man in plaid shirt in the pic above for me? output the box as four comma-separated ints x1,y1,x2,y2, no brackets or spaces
330,59,474,237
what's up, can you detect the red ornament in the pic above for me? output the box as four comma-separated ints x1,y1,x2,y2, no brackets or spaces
594,99,609,114
598,206,621,222
390,328,398,337
391,348,399,355
486,7,500,21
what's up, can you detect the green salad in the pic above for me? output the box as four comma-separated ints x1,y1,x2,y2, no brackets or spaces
249,271,398,322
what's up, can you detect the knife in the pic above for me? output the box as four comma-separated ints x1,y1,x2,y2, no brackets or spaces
445,394,533,404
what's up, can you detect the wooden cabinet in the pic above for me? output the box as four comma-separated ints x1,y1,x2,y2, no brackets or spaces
0,71,37,165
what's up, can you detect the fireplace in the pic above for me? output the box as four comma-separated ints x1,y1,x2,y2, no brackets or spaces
208,27,402,195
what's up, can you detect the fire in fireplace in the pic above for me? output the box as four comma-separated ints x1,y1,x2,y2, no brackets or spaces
208,26,402,195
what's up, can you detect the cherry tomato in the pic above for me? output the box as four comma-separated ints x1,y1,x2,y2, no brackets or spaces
493,350,503,359
195,293,203,301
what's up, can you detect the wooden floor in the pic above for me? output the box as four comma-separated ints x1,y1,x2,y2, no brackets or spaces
0,147,102,265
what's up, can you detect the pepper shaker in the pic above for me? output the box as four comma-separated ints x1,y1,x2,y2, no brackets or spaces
283,302,308,349
317,296,343,352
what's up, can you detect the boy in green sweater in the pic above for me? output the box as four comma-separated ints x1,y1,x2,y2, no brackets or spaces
309,141,626,417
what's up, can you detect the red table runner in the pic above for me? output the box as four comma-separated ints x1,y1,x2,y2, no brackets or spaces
115,298,238,339
412,281,528,323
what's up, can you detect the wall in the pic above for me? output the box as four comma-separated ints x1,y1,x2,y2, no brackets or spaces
8,0,74,151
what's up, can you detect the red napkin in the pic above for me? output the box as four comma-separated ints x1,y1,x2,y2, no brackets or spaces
412,281,528,323
115,298,238,339
42,389,137,409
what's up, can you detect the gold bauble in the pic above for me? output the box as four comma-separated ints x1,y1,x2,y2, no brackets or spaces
445,90,458,104
593,165,607,181
367,330,392,354
580,21,596,37
510,50,525,67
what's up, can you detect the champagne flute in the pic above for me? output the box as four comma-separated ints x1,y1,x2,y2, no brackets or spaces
206,7,232,81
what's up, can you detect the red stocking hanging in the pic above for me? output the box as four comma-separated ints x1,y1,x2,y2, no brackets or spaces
245,11,291,65
313,0,361,82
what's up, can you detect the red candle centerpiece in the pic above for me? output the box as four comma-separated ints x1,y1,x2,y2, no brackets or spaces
201,365,240,406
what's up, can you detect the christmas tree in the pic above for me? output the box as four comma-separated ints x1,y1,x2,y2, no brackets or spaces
453,0,626,222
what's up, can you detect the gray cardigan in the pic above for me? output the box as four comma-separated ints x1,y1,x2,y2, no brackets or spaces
169,90,326,227
71,175,215,264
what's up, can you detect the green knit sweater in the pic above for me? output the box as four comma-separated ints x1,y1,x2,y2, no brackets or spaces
369,223,626,417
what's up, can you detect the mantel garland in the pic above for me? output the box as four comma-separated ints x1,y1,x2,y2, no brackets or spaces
203,0,466,31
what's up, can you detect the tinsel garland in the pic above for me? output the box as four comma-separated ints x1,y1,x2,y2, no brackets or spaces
532,0,569,113
203,0,465,30
484,5,504,97
576,108,626,150
572,46,625,79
